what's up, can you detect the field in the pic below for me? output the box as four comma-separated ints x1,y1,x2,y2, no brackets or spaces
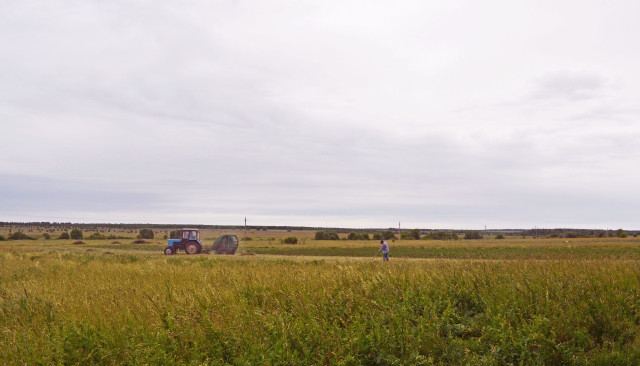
2,233,640,365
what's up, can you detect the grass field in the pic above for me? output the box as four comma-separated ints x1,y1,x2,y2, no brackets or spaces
2,236,640,365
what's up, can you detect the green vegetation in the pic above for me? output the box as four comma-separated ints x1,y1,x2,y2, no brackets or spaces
464,232,483,240
315,231,340,240
424,231,459,241
2,245,640,364
1,234,640,364
58,232,70,240
70,228,83,240
282,236,298,244
9,231,34,240
138,228,155,239
348,232,370,240
401,229,421,240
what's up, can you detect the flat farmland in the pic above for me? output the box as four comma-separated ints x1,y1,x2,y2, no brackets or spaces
2,237,640,365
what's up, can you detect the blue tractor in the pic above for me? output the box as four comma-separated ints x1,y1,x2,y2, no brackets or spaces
164,228,203,255
164,228,239,255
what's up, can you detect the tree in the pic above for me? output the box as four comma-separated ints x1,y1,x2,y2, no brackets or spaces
616,229,627,238
170,230,182,239
139,229,155,239
43,233,51,240
381,231,396,240
70,228,83,240
408,229,421,240
58,232,70,239
424,231,458,240
495,233,505,239
347,232,359,240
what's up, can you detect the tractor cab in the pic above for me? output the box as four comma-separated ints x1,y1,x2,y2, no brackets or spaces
182,229,199,241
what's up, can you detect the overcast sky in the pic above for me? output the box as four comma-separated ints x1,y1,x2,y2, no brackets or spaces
1,0,639,229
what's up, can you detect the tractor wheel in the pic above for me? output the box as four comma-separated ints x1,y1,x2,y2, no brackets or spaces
185,241,201,255
164,246,174,255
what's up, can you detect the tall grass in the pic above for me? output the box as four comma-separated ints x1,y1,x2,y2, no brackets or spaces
2,247,640,364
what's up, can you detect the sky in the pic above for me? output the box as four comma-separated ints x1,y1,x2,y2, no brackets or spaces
1,0,639,229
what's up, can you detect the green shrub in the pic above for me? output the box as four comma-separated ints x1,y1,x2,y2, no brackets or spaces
282,237,298,244
43,233,51,240
0,234,5,241
138,229,154,239
169,230,181,239
58,232,70,240
347,232,359,240
464,232,483,240
9,231,34,240
314,231,339,240
565,232,579,239
496,234,505,239
70,229,83,240
88,232,107,240
372,233,382,240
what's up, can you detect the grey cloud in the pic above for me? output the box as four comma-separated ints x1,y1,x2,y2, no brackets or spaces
530,72,607,101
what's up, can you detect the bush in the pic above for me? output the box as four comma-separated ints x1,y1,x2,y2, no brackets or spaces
282,237,298,244
347,232,370,240
43,233,51,240
10,231,34,240
88,232,107,240
372,233,382,240
169,230,181,239
70,228,83,240
0,235,5,241
565,232,579,239
464,232,483,240
496,234,505,239
315,231,339,240
138,229,154,239
58,232,70,240
616,229,627,238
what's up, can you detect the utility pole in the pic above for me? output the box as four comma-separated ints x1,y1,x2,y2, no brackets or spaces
398,221,401,241
244,217,247,244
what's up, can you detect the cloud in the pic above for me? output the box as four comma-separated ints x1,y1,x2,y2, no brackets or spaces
530,72,607,101
1,0,640,228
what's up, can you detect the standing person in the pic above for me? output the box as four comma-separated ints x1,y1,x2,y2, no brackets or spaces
377,240,389,261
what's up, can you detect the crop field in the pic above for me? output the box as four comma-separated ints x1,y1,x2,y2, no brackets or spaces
2,236,640,365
